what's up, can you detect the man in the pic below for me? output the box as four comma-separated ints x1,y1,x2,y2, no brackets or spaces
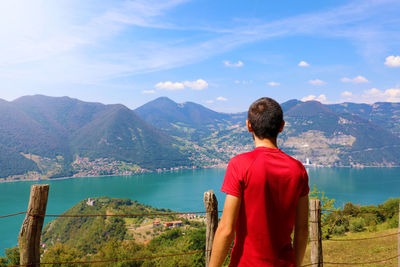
209,97,309,267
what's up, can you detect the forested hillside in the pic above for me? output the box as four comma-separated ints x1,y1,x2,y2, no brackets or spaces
1,95,400,180
0,95,189,179
136,97,400,167
39,197,206,266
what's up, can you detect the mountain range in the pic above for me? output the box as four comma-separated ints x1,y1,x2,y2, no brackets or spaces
1,95,400,179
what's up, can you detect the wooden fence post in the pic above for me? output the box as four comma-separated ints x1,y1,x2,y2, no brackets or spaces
18,184,49,267
204,190,218,267
310,199,323,267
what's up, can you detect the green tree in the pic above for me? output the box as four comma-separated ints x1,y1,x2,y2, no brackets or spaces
41,243,81,267
0,257,7,267
309,184,338,222
6,247,20,266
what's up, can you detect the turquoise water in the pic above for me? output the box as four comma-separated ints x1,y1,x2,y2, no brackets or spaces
1,167,400,255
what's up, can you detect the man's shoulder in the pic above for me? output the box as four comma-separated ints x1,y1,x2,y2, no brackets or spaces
279,150,305,167
230,150,258,162
229,148,306,172
228,150,258,171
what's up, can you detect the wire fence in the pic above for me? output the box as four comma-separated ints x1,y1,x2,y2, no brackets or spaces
0,212,26,219
306,204,400,266
8,250,208,267
2,202,400,266
0,210,222,219
301,253,399,266
322,208,400,214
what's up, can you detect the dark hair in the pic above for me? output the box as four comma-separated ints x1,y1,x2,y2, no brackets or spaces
247,97,283,139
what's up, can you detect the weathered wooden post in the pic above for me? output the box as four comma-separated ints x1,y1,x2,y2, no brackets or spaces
398,202,400,267
310,199,323,267
18,184,49,267
204,190,218,267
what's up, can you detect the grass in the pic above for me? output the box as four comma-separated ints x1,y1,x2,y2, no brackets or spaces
302,227,398,267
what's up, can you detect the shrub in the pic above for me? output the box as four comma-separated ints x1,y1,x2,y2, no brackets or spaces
349,217,365,232
368,220,377,232
387,216,398,229
342,202,360,216
333,225,347,235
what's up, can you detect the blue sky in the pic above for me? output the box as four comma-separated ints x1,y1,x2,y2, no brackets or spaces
1,0,400,112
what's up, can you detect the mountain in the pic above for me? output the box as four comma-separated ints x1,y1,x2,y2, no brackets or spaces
70,104,188,168
135,97,244,140
280,101,400,166
136,97,400,167
328,102,400,137
0,98,65,177
135,97,248,164
12,95,108,137
0,98,69,158
0,95,188,178
1,95,400,179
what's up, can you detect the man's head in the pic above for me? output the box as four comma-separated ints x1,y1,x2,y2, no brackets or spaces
247,97,284,140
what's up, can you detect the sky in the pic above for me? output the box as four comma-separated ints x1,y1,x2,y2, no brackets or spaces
1,0,400,112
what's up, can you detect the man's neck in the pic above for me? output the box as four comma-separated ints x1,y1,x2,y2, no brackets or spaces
253,135,278,149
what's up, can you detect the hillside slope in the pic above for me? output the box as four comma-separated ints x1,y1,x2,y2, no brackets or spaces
328,102,400,137
1,95,400,179
281,101,400,166
0,95,189,178
136,97,400,167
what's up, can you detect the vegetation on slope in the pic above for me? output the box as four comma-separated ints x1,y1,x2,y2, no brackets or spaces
38,197,206,266
2,191,400,266
2,95,400,179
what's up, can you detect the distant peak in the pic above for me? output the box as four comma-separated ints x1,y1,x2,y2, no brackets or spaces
153,96,176,103
286,99,335,116
13,94,75,102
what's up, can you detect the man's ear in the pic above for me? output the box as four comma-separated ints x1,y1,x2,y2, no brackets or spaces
279,120,285,133
246,120,253,133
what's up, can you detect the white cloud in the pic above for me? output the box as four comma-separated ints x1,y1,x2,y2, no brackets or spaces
385,88,400,102
341,88,400,103
340,75,369,83
308,79,326,85
155,79,208,91
268,82,280,86
341,91,353,97
155,81,185,90
233,80,253,85
298,61,310,67
364,88,400,102
1,0,400,93
142,90,156,94
223,60,244,67
385,56,400,67
183,79,208,90
216,96,228,101
301,94,327,103
205,100,214,104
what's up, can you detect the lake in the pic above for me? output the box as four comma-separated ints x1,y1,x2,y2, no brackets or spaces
1,167,400,255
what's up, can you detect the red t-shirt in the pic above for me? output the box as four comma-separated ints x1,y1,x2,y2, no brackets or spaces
221,146,309,267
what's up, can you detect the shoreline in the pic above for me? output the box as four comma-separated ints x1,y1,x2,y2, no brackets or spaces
2,164,400,184
0,164,229,184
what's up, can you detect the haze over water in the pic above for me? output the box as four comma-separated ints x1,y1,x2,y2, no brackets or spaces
1,167,400,255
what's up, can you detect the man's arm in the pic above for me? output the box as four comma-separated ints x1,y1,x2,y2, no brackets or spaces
293,195,309,267
209,194,241,267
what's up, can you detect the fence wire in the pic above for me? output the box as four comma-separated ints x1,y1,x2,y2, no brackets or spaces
322,208,400,214
2,205,400,266
0,212,26,219
0,210,223,220
9,249,208,267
